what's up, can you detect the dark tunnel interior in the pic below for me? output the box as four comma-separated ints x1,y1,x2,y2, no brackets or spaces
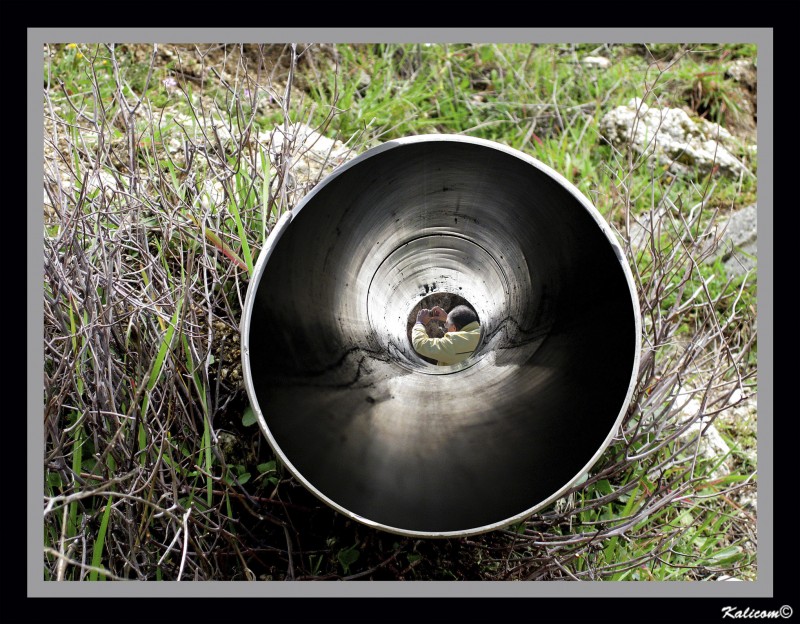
242,137,640,536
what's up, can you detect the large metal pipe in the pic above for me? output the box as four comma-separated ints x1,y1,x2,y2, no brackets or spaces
242,135,641,537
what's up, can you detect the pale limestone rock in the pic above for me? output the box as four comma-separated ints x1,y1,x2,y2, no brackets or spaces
600,98,754,178
261,122,354,187
200,178,225,210
581,56,611,69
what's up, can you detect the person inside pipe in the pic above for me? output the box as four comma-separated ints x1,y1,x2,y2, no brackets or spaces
412,305,481,366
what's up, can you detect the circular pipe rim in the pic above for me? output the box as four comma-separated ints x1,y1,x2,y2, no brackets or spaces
241,134,642,538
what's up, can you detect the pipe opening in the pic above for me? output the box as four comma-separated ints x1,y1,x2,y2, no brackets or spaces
242,135,640,537
365,232,512,375
405,293,482,368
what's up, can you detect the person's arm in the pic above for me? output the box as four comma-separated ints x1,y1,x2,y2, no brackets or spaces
415,308,432,325
411,317,460,364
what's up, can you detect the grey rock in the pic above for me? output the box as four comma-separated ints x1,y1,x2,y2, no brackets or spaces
627,206,667,251
600,98,755,179
629,204,758,279
723,241,757,278
719,204,757,250
726,59,757,91
713,204,758,278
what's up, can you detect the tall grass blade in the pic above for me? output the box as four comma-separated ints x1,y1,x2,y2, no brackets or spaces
228,191,253,274
88,497,112,581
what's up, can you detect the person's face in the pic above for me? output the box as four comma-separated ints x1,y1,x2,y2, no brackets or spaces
445,317,457,333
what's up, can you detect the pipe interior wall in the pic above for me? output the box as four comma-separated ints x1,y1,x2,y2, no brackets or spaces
244,138,639,536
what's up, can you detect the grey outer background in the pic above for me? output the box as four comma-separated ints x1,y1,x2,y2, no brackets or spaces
29,28,773,599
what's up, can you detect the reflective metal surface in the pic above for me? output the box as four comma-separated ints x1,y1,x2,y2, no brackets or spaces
242,135,641,537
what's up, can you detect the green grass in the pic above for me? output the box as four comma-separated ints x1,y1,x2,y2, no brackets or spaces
302,44,756,215
42,41,758,581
